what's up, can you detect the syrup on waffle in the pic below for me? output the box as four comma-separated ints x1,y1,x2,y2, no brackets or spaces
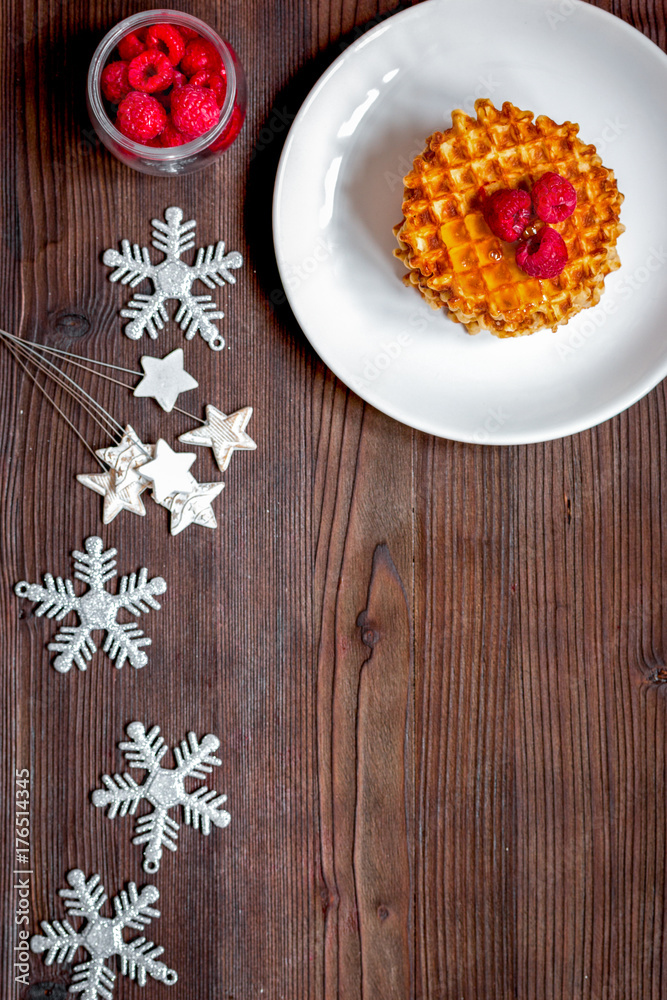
394,99,625,337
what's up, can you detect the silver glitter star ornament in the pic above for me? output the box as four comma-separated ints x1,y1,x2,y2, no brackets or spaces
103,206,243,351
133,348,198,413
14,537,166,673
31,869,177,997
179,405,257,472
92,722,231,873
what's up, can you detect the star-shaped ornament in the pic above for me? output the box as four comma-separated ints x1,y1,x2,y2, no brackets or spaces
138,439,197,503
77,469,149,523
178,405,256,472
98,425,154,488
133,348,199,413
77,426,155,522
156,482,225,536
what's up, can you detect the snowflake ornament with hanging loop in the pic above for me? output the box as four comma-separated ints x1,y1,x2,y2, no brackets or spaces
14,536,166,673
31,869,177,999
103,206,242,350
92,721,231,873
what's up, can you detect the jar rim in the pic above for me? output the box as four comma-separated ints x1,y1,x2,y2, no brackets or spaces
87,9,238,160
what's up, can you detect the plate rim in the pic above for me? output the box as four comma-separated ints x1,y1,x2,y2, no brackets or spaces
273,0,667,444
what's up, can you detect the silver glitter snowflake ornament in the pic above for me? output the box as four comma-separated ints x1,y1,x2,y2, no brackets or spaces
31,869,177,999
92,722,231,873
103,206,243,350
14,537,166,673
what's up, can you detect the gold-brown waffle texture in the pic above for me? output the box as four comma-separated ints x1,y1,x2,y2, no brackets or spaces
393,99,625,337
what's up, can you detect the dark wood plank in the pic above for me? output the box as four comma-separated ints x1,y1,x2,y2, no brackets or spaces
413,440,515,999
314,396,414,999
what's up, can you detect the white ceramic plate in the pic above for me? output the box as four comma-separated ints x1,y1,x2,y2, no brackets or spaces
273,0,667,443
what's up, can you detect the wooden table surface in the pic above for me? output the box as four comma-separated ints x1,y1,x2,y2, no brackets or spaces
3,1,666,998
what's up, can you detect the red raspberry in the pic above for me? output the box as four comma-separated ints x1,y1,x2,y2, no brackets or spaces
101,61,131,103
482,188,532,242
516,225,568,279
118,31,146,61
145,23,186,66
531,171,577,223
171,84,220,137
128,48,174,93
115,91,167,143
189,69,227,108
179,26,200,42
209,103,245,151
180,38,222,76
160,123,194,147
154,71,186,111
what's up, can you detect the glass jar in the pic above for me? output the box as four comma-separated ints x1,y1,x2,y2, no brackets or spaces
87,9,246,176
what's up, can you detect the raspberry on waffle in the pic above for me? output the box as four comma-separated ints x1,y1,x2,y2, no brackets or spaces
393,99,625,338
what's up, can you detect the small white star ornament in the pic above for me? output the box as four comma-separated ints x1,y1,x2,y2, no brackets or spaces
78,408,255,535
179,405,256,472
158,481,225,535
137,440,224,536
77,426,155,524
138,440,197,503
100,426,155,489
76,468,149,522
133,348,198,413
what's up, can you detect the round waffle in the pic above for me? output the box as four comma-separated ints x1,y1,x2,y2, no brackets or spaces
394,99,625,337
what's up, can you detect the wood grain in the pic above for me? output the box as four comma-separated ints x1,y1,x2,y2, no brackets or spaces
1,1,666,999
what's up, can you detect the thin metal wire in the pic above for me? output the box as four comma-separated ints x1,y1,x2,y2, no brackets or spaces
0,328,201,422
8,336,135,412
1,338,105,468
2,334,124,440
6,346,118,451
0,328,138,375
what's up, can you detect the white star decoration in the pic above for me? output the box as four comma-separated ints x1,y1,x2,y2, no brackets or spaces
179,405,256,472
159,481,225,535
98,426,155,489
77,426,155,524
133,348,198,413
137,440,197,504
77,404,254,534
76,468,149,522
